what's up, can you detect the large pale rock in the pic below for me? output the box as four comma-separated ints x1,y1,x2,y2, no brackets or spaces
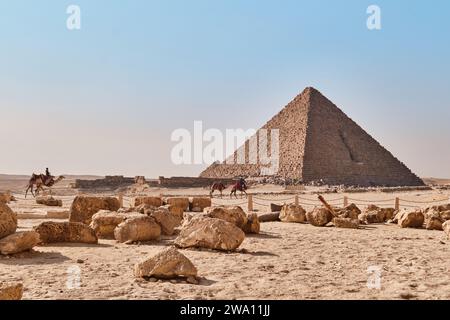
280,204,306,223
150,207,181,235
0,192,13,204
175,216,245,251
69,196,120,225
190,197,212,212
36,196,62,207
242,213,260,234
160,204,184,219
333,217,359,229
89,210,129,239
443,221,450,239
165,197,190,211
134,196,162,207
0,231,40,255
258,212,280,222
33,222,98,244
134,247,197,279
306,208,333,227
0,281,23,300
398,210,424,228
424,208,444,230
359,205,396,224
336,203,361,220
0,203,17,239
114,216,161,243
203,206,248,229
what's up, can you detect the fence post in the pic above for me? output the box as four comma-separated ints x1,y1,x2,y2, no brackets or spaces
248,194,253,212
343,196,348,207
295,195,299,206
395,197,400,211
118,192,124,208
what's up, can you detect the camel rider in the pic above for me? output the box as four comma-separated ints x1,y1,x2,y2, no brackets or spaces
239,177,247,189
45,168,53,185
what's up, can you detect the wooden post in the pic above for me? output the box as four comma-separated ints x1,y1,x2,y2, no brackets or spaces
295,195,299,206
118,192,124,208
343,196,348,207
395,197,400,211
248,194,253,212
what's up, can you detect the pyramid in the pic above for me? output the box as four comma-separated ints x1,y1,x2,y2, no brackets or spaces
200,87,424,187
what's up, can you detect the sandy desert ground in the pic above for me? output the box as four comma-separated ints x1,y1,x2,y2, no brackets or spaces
1,179,450,300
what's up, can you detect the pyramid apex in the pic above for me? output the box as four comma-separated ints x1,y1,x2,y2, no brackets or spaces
300,86,322,97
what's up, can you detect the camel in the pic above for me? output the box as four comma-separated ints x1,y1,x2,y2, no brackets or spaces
210,182,226,198
25,174,65,198
230,179,248,199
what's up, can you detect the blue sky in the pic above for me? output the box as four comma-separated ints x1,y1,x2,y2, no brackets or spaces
0,0,449,178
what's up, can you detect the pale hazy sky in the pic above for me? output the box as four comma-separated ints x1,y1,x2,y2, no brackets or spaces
1,0,449,178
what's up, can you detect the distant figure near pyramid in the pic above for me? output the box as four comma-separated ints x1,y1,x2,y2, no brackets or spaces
200,87,425,187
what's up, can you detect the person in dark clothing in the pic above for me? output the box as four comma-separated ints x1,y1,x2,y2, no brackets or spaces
45,168,51,177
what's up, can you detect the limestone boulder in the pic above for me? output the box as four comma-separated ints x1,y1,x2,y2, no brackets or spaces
443,221,450,239
114,216,161,243
190,197,212,212
134,247,197,279
424,208,444,230
0,231,40,255
203,206,248,229
398,210,424,228
0,203,17,239
359,205,396,224
258,212,280,222
280,204,306,223
242,213,260,234
306,208,333,227
333,217,359,229
175,216,245,251
0,281,23,300
33,222,98,244
69,196,120,225
36,196,62,207
134,196,162,207
160,204,184,220
89,210,128,239
165,197,190,211
150,207,181,235
134,203,157,215
336,203,361,220
0,192,13,204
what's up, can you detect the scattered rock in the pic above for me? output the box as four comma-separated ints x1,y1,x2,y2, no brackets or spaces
0,203,17,239
398,210,424,228
336,203,361,220
134,247,197,279
36,196,62,207
46,210,70,219
175,216,245,251
279,204,306,223
165,197,190,211
359,205,396,224
242,213,260,234
203,206,248,229
0,231,40,255
258,212,280,222
160,204,184,220
270,203,283,212
69,196,120,225
150,207,181,235
306,208,333,227
0,281,23,300
424,209,444,230
89,210,131,239
134,204,157,215
114,216,161,243
443,221,450,240
332,217,359,229
187,276,199,285
134,196,162,207
190,197,212,212
33,221,98,244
